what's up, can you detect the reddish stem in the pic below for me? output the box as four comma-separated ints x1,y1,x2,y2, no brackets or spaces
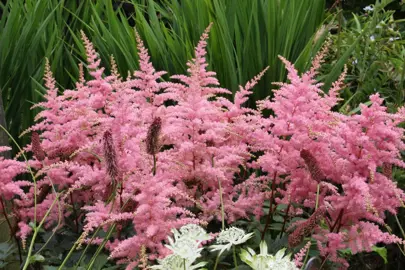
70,193,79,233
0,197,23,264
330,209,344,233
261,172,278,240
280,203,291,238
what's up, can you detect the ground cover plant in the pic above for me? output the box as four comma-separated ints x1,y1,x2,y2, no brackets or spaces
1,20,405,269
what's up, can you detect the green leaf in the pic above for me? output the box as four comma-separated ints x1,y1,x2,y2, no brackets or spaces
93,253,109,270
43,266,59,270
30,254,45,263
372,246,388,264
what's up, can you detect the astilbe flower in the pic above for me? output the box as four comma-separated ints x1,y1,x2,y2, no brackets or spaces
3,31,196,267
163,24,264,223
146,117,162,155
300,149,325,182
1,24,405,270
0,147,31,201
254,53,405,267
288,206,326,248
31,132,46,161
294,241,311,268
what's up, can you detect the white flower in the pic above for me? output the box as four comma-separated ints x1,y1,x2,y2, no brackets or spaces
240,241,274,270
363,5,373,12
240,241,299,270
370,35,375,42
165,237,203,261
267,249,298,270
210,227,254,256
389,37,400,42
172,224,212,242
352,59,358,65
150,254,207,270
151,224,210,270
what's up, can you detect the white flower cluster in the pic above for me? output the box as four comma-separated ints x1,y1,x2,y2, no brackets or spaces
150,224,212,270
151,224,297,270
210,227,254,256
363,5,374,12
240,241,299,270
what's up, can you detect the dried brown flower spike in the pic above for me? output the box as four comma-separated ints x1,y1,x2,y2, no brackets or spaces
146,117,162,155
31,131,46,161
300,149,325,182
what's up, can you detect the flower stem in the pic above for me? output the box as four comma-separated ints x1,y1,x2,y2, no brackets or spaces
315,184,320,210
152,154,157,176
70,193,79,233
280,203,291,238
218,178,225,230
184,258,186,270
233,245,238,268
213,253,221,270
23,193,60,270
0,197,22,264
262,172,277,240
301,242,311,270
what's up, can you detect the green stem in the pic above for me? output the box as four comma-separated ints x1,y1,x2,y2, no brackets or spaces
300,242,311,270
183,258,186,270
315,184,320,210
35,181,63,256
22,193,60,270
213,253,221,270
86,224,116,270
233,245,238,268
85,194,135,270
261,172,277,240
58,241,78,270
280,203,291,238
395,214,405,240
337,7,342,58
72,227,102,269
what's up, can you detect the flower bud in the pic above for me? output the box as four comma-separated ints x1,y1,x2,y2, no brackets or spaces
31,132,46,161
300,149,325,182
146,117,162,155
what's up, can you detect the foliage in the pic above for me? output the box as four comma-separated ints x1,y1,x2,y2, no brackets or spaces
321,0,405,113
0,0,86,150
0,242,18,269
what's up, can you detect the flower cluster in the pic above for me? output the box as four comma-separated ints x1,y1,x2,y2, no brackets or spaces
240,241,298,270
151,224,211,270
0,24,404,269
210,227,254,256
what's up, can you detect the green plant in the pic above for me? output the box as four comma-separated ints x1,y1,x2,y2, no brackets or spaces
320,0,405,113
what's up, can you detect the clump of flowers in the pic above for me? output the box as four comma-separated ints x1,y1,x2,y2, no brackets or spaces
240,241,298,270
210,227,254,256
151,224,211,270
0,23,405,269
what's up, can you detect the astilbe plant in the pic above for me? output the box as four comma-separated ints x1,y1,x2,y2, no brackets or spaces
0,25,405,269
